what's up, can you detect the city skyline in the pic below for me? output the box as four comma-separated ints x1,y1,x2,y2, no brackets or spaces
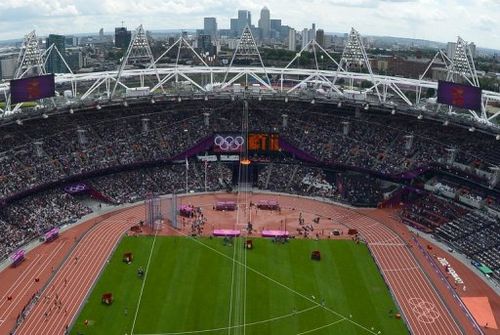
0,1,499,50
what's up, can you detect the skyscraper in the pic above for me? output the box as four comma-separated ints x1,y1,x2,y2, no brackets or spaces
316,29,325,47
115,27,131,49
197,34,213,55
204,17,217,40
258,7,271,40
237,10,251,35
46,34,66,73
288,29,296,51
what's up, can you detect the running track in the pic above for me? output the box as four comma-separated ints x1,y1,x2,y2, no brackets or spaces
15,206,143,335
13,195,464,335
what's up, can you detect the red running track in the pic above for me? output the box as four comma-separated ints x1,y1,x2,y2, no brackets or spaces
13,194,465,335
15,206,143,335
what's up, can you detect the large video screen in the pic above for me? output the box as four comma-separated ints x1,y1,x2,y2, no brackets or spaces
10,74,56,104
248,133,280,152
437,80,482,111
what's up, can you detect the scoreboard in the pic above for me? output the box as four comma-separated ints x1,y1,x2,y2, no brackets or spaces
248,133,280,152
212,133,280,153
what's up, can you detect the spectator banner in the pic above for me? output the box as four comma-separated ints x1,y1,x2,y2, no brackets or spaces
10,74,56,103
197,155,217,162
64,182,89,194
437,81,482,111
220,155,240,161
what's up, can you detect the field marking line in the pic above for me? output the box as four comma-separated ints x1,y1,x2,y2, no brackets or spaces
295,317,346,335
226,230,238,335
134,304,320,335
130,230,159,335
183,235,379,335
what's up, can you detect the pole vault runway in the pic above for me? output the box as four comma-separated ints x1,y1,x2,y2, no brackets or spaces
10,194,467,335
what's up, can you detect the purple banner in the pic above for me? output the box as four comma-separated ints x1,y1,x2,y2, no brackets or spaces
64,182,89,194
171,135,214,160
10,74,56,104
11,249,25,262
278,138,319,163
437,81,482,111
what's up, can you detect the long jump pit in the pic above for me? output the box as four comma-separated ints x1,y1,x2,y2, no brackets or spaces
0,192,497,335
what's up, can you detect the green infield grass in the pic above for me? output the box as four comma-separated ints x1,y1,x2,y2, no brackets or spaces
71,236,408,335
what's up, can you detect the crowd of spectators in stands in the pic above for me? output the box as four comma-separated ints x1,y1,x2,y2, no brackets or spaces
257,162,382,205
436,210,500,280
0,191,91,261
400,194,470,233
0,101,498,202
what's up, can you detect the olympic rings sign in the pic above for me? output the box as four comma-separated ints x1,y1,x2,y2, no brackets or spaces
214,135,245,152
64,183,88,194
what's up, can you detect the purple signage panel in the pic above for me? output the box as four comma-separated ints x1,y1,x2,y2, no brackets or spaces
437,80,482,111
10,74,56,104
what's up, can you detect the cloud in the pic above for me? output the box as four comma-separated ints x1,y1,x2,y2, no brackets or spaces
0,0,499,50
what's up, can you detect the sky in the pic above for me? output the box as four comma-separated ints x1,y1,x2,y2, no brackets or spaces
0,0,499,50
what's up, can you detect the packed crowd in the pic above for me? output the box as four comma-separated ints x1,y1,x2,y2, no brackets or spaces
400,194,470,233
436,210,500,279
0,190,92,260
257,162,382,205
89,162,232,204
0,100,499,202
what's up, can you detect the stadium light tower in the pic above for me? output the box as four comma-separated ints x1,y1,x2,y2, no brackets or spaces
14,31,46,79
334,28,381,102
222,25,272,91
111,25,162,99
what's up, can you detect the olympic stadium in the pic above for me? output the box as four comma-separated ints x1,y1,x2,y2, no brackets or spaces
0,25,499,335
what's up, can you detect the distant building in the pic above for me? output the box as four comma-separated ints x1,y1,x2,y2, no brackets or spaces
469,42,476,58
271,19,282,32
66,49,83,71
301,24,316,49
316,29,325,47
237,10,251,35
204,17,217,40
65,36,78,47
115,27,131,49
288,29,296,51
258,7,271,40
197,34,213,55
0,54,17,79
446,42,457,60
46,34,67,73
230,19,238,36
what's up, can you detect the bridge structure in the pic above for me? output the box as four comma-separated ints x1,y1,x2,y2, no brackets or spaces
0,25,499,135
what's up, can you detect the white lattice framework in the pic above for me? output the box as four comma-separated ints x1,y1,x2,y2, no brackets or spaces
1,27,500,131
111,25,161,98
223,25,271,90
